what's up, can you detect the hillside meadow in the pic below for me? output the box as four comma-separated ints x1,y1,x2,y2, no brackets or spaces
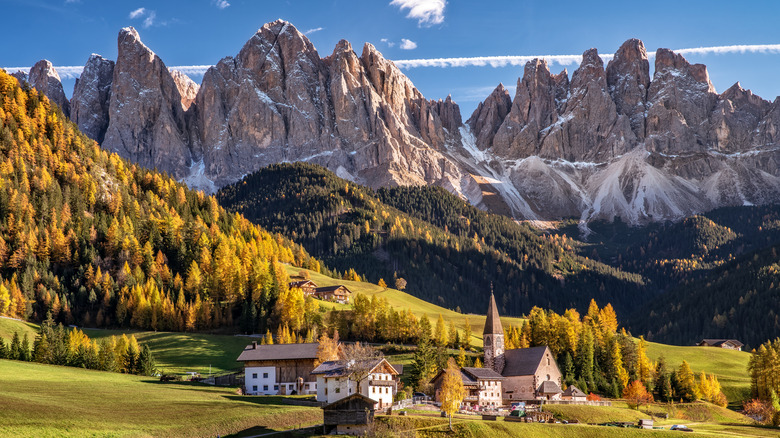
0,360,321,438
284,265,528,348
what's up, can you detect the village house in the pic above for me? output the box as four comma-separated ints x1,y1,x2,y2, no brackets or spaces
562,385,587,402
322,394,376,436
312,357,399,408
483,294,564,402
697,339,744,351
288,280,318,297
237,342,319,396
312,285,352,304
430,366,504,409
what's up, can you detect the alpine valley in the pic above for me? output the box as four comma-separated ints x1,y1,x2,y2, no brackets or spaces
8,20,780,347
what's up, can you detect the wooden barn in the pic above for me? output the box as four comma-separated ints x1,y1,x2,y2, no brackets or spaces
312,285,352,303
322,393,376,435
237,342,319,395
697,339,744,351
288,280,318,297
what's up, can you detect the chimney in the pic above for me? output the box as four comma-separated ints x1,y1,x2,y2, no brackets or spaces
252,341,258,349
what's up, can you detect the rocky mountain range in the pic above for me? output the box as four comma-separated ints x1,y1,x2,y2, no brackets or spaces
12,20,780,226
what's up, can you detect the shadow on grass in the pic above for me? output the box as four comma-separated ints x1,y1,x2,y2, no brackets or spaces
139,379,239,395
225,425,320,438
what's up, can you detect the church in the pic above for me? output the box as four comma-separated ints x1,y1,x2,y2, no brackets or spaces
483,293,563,402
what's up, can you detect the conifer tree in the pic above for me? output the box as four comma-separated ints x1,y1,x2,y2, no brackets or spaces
9,332,20,360
462,318,472,351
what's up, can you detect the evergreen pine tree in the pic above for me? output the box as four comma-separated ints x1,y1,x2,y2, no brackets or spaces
0,337,6,359
10,332,20,360
20,333,31,361
137,344,156,376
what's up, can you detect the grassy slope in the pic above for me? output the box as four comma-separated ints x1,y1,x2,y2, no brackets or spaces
0,360,321,438
286,265,527,348
645,341,751,403
0,317,248,375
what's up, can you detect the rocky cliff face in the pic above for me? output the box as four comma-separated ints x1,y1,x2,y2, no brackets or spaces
102,27,192,180
71,54,114,143
49,22,780,226
191,20,471,193
28,60,70,118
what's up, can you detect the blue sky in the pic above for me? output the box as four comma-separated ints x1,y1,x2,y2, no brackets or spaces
2,0,780,116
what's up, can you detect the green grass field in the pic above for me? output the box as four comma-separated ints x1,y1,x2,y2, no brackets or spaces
644,341,752,403
0,359,322,438
1,316,250,375
286,265,527,348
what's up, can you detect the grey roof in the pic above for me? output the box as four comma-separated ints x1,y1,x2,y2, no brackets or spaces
312,358,393,377
462,367,505,380
501,346,550,377
323,393,377,410
483,293,503,335
562,385,586,397
699,339,744,347
538,380,562,394
236,342,319,362
289,280,317,288
391,364,403,375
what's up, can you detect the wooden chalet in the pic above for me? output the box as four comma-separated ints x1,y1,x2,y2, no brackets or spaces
237,342,319,396
322,393,376,435
312,285,352,304
697,339,744,351
288,280,318,297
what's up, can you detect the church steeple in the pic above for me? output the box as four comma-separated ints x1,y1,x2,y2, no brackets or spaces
484,292,504,336
483,292,505,374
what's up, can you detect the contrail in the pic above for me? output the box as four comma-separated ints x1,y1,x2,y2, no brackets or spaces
5,43,780,78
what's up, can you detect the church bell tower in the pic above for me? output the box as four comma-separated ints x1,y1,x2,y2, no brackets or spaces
483,292,505,374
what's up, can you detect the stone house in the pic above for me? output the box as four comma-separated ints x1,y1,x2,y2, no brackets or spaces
430,366,505,409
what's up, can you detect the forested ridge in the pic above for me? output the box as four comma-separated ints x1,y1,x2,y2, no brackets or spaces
574,206,780,347
217,162,644,317
0,69,320,336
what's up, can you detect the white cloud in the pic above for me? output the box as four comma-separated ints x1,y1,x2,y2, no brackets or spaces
143,11,156,28
392,43,780,68
400,38,417,50
390,0,446,27
304,27,324,35
380,38,396,47
128,7,145,19
213,0,230,9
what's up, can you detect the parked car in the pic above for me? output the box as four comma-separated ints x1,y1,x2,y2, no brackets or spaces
670,425,693,432
413,392,430,400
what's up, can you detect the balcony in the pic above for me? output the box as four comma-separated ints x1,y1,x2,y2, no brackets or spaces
369,379,396,387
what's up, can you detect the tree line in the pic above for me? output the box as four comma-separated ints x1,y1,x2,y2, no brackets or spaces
0,315,155,375
504,300,726,405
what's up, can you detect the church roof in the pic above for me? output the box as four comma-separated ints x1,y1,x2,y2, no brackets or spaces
483,293,503,335
501,346,550,376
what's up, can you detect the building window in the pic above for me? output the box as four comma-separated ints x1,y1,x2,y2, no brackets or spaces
252,373,257,379
335,388,340,394
274,385,278,390
263,372,269,378
547,358,551,366
263,385,268,391
252,385,258,392
547,374,551,381
325,388,328,395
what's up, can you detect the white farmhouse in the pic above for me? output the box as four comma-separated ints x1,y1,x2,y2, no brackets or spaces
312,358,399,408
